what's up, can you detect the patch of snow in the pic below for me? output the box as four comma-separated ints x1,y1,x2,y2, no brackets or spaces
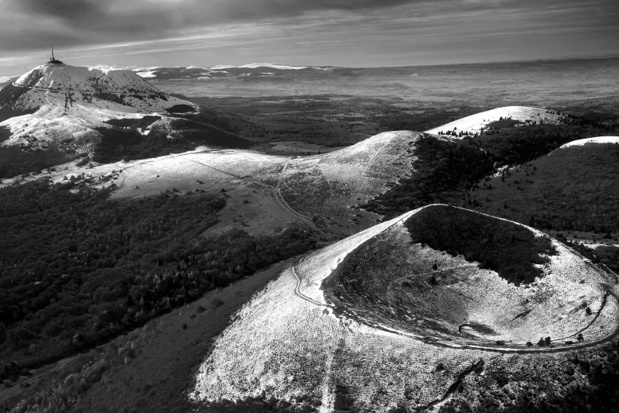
210,65,236,70
136,70,157,79
209,63,308,70
425,106,562,137
90,64,135,72
239,62,307,70
560,136,619,148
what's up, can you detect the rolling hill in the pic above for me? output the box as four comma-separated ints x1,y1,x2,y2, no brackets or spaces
425,106,563,137
191,205,618,412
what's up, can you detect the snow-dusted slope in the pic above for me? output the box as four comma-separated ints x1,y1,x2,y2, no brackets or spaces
425,106,562,137
191,205,618,411
560,136,619,148
0,62,194,151
2,130,419,238
238,63,308,70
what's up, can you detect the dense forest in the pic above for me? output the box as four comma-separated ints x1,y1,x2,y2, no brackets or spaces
0,179,316,377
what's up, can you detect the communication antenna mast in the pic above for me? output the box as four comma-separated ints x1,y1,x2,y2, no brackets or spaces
49,44,62,64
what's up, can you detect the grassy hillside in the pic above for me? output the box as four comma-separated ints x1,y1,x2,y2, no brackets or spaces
470,144,619,233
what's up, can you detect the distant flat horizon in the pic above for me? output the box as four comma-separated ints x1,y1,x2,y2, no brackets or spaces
2,53,619,82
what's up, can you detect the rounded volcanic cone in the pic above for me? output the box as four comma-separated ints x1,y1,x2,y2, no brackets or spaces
325,205,616,345
193,205,619,412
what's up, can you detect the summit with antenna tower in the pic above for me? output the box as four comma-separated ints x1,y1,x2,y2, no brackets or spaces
48,44,63,64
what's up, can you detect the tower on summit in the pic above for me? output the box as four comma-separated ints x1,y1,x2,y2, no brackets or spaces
48,44,63,64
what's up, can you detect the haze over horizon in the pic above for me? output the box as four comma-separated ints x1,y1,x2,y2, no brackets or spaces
1,0,618,79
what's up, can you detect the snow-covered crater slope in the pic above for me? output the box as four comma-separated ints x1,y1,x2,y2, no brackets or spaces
425,106,562,137
191,204,619,411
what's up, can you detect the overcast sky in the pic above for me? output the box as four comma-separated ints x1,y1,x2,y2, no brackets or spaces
1,0,618,78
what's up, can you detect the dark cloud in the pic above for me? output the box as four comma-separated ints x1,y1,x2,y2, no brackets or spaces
16,0,422,36
217,0,418,19
0,0,617,72
5,0,427,51
13,0,618,47
18,0,105,25
10,0,184,49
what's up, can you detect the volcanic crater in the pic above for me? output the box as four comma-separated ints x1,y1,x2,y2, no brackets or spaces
324,205,615,347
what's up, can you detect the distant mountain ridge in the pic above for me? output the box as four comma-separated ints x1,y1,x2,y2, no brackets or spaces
131,63,333,81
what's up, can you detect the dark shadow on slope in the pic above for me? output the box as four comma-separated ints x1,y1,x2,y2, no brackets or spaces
405,205,556,285
327,222,470,338
0,126,11,143
361,134,495,218
0,83,39,122
93,118,250,163
0,146,70,179
105,115,161,129
166,104,196,114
